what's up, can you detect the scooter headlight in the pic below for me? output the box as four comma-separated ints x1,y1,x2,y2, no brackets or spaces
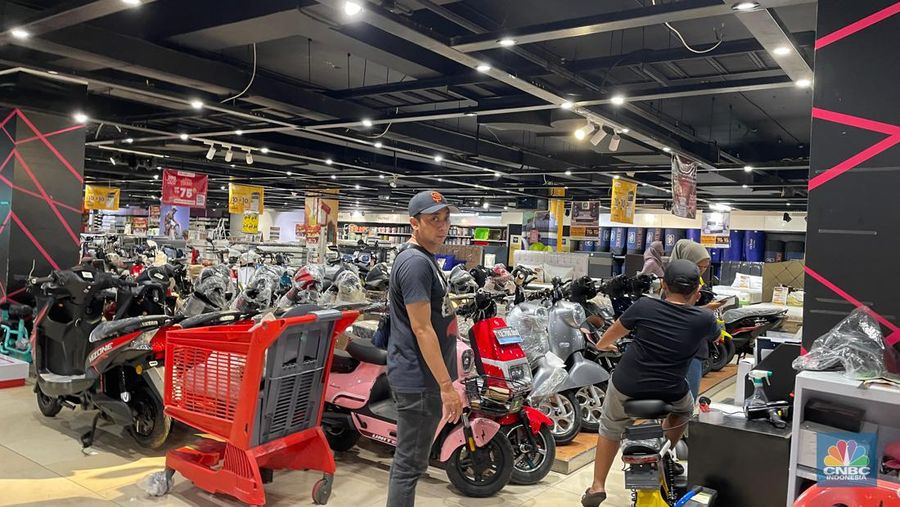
461,349,475,374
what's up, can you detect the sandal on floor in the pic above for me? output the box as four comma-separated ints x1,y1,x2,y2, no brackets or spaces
581,489,607,507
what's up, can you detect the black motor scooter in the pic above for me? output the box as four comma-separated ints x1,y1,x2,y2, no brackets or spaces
30,268,172,449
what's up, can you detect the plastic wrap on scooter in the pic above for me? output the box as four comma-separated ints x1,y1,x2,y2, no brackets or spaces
138,471,170,497
528,352,568,402
506,302,550,364
792,307,891,380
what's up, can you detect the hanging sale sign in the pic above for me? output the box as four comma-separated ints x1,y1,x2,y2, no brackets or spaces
229,183,265,214
161,169,208,208
83,185,120,210
671,155,698,219
701,211,731,248
610,180,637,224
241,213,259,234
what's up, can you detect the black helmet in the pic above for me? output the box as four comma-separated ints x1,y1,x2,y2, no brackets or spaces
365,263,390,291
570,275,598,302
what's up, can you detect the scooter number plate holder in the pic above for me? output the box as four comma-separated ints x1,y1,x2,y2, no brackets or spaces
493,327,522,345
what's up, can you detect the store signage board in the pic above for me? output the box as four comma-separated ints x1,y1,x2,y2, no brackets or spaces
610,180,637,224
571,201,601,239
84,185,120,210
701,211,731,248
162,169,208,208
671,155,697,219
242,213,259,234
229,183,265,214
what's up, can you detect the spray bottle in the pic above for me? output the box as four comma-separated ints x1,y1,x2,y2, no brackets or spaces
743,370,772,416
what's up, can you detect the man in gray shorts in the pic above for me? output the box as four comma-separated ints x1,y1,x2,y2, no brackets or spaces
582,260,719,507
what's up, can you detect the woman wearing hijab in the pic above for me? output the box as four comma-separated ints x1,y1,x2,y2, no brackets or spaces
639,241,665,278
669,239,728,400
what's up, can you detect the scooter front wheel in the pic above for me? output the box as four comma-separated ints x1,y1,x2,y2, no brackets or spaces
446,431,514,497
129,392,172,449
537,390,582,444
575,383,606,433
506,424,556,485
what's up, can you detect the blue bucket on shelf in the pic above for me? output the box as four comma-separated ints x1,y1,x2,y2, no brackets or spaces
743,231,766,262
723,230,745,262
610,227,627,255
597,228,611,252
686,229,701,243
435,254,455,270
765,240,785,263
626,227,645,254
582,240,595,252
645,228,664,245
664,228,686,254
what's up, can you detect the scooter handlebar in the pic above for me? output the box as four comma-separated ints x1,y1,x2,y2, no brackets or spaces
29,275,54,286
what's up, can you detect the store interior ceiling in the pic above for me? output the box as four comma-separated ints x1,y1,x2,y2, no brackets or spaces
1,0,816,214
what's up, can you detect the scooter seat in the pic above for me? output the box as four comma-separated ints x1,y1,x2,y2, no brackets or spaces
6,304,32,319
722,306,786,325
623,399,674,419
347,339,387,365
331,349,359,373
89,315,169,343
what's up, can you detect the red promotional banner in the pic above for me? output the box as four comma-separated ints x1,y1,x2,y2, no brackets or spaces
161,169,208,208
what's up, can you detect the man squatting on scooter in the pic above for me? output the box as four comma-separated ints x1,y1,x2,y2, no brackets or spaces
581,260,720,507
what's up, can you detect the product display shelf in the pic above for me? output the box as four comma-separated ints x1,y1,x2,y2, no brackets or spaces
786,370,900,506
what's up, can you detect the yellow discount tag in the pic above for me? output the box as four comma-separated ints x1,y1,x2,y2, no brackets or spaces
242,213,259,233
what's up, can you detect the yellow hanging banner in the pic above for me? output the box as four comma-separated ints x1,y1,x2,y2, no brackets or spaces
84,185,120,210
228,183,265,214
610,179,637,224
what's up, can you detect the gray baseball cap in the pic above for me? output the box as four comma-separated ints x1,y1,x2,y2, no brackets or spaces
408,190,460,217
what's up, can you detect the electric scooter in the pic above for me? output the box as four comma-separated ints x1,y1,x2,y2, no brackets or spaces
30,268,173,449
323,329,516,497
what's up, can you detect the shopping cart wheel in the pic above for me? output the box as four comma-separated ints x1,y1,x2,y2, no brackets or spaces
312,474,333,505
260,467,274,484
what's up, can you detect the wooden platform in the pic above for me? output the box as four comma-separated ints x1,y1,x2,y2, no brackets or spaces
552,364,738,475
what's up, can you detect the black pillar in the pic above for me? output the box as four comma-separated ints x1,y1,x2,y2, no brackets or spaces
0,72,87,303
803,1,900,348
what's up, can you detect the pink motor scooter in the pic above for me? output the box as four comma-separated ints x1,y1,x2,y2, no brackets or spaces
323,324,515,498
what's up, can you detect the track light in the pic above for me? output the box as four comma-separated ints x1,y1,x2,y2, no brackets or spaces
10,28,29,40
610,95,626,106
361,118,373,127
783,212,792,222
153,174,159,180
245,150,253,165
744,165,753,172
179,133,189,141
565,170,572,176
206,144,217,160
590,127,608,146
343,1,363,16
224,148,234,163
560,101,574,110
261,147,269,154
609,133,621,152
498,38,516,47
476,63,492,73
73,112,88,124
325,158,333,165
434,154,444,163
574,122,596,141
234,129,243,136
662,147,672,153
190,99,204,110
110,157,117,166
331,174,337,180
374,141,383,148
482,202,489,209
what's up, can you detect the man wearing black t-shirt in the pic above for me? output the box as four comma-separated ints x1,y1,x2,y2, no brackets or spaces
582,260,719,507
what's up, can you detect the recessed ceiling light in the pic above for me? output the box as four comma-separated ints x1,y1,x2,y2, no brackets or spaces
355,184,361,190
331,174,337,180
10,28,29,40
190,99,204,110
379,174,385,179
179,133,189,141
124,138,134,144
374,141,383,148
230,164,235,168
498,38,516,47
73,112,88,124
613,175,620,179
662,147,672,153
744,165,753,172
742,184,748,189
773,46,791,56
795,78,812,88
641,183,647,187
476,63,492,73
560,101,574,110
433,154,443,163
234,130,243,136
260,147,269,154
325,158,333,165
153,174,159,179
732,2,760,11
220,185,226,190
343,1,363,16
610,95,626,105
286,171,292,176
361,118,373,127
482,202,489,209
565,170,572,176
621,128,630,134
503,206,508,210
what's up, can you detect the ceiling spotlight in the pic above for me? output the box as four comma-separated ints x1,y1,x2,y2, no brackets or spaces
565,170,572,176
10,28,29,40
482,202,489,209
589,128,608,146
795,78,812,88
742,184,748,189
291,191,297,197
325,158,333,165
476,63,492,73
374,141,383,148
609,133,621,152
610,95,626,106
124,138,134,144
224,148,234,163
361,118,373,127
732,2,760,11
783,212,792,222
343,1,363,16
220,185,226,190
286,171,292,176
379,174,385,179
390,176,399,188
574,122,596,141
206,144,217,160
73,112,88,124
190,99,204,110
437,178,443,182
662,147,672,153
355,184,361,190
434,154,444,163
230,164,235,168
245,150,253,165
179,133,189,141
641,183,648,187
260,147,269,154
773,46,791,56
621,128,630,134
331,174,337,180
787,202,792,207
613,175,620,180
234,129,243,136
498,38,516,47
153,173,159,180
560,101,574,110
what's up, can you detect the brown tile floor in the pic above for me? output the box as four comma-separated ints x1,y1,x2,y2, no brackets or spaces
1,377,736,507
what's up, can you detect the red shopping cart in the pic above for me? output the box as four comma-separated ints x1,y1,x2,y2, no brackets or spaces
159,307,358,506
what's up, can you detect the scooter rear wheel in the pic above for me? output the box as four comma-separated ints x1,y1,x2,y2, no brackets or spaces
446,431,514,497
129,392,172,449
324,424,360,452
36,390,62,417
575,383,606,433
709,342,730,372
538,390,582,445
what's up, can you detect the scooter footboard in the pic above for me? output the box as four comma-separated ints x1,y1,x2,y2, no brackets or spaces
438,418,501,462
558,353,609,391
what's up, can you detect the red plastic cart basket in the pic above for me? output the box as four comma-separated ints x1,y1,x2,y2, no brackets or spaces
161,307,358,506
